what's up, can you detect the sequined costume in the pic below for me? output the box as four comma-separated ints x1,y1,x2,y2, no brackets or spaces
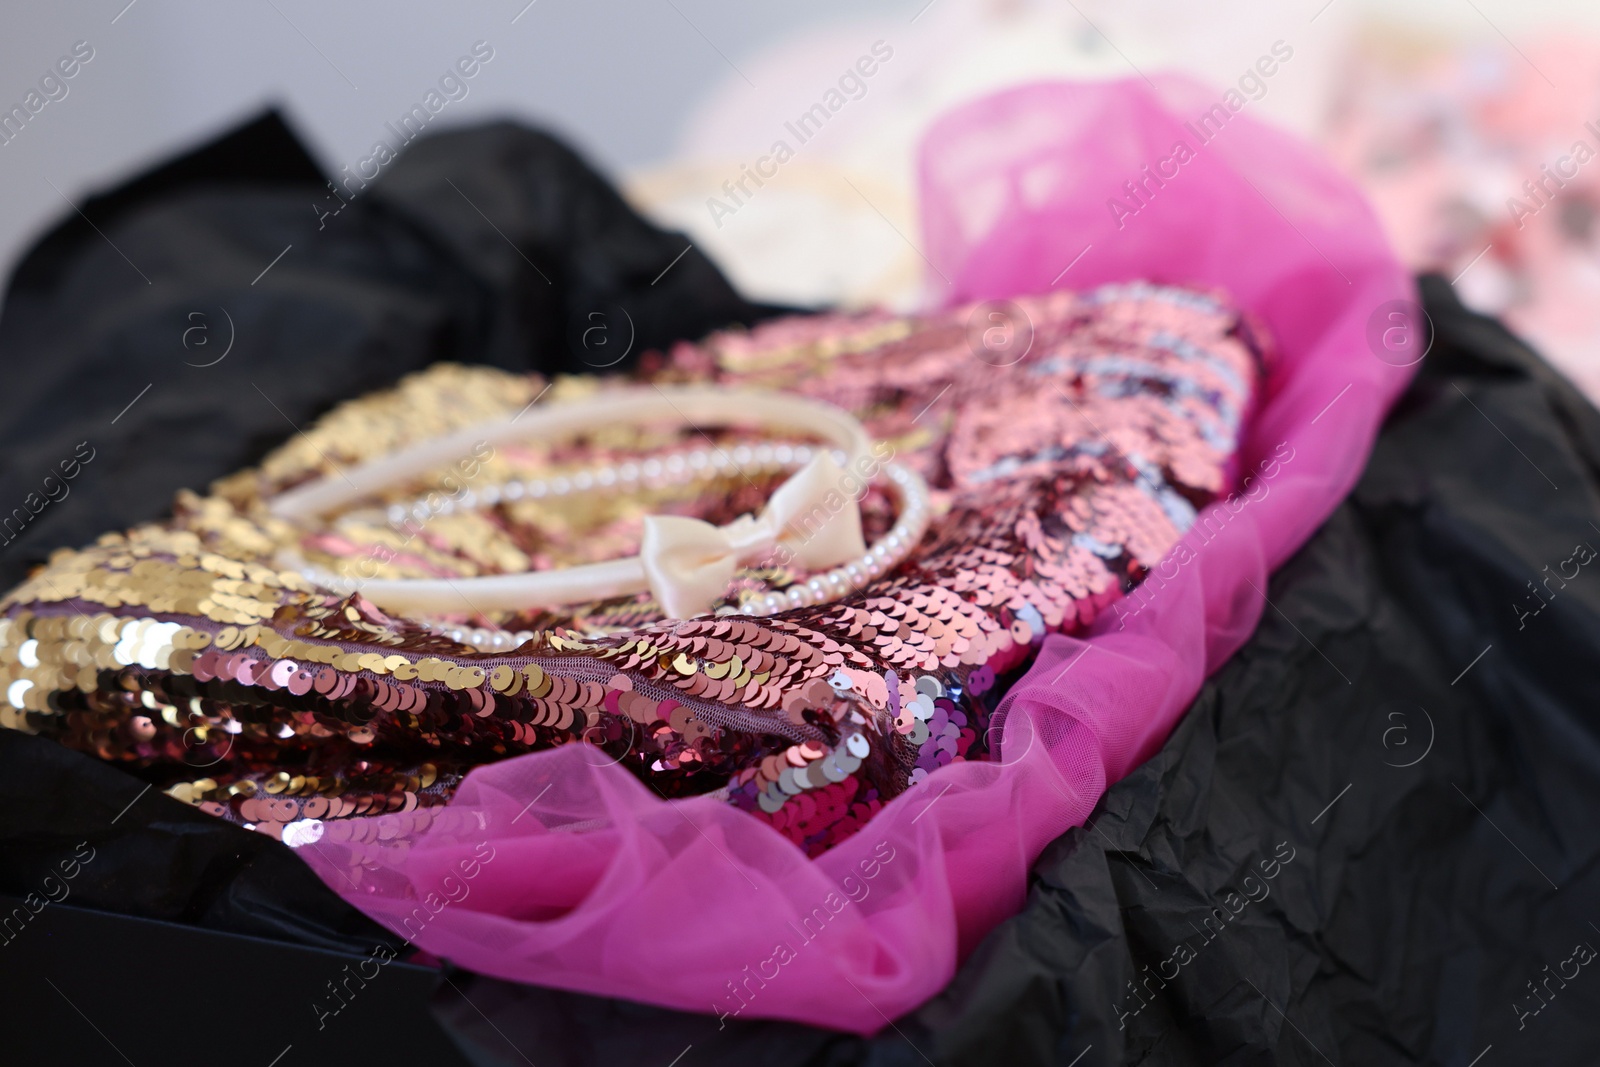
0,283,1261,856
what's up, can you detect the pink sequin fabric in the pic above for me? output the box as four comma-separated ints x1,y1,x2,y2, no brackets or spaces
665,286,1261,848
0,285,1258,856
3,78,1417,1033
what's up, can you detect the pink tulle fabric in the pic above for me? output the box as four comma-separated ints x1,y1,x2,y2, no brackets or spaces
297,77,1416,1032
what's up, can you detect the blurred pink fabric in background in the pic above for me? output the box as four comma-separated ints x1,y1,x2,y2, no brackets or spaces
1326,35,1600,400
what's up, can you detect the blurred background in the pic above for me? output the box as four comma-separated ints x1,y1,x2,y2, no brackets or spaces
7,0,1600,397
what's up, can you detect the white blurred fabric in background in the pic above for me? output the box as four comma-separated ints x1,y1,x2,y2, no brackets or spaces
6,0,1600,391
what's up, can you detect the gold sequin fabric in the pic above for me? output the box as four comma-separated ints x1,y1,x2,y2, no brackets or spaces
0,284,1262,857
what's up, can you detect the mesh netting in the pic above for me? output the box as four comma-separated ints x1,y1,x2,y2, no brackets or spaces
297,77,1416,1032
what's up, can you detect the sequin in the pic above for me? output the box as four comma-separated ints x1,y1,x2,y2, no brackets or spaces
0,286,1259,855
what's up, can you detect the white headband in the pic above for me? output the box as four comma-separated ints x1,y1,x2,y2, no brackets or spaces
268,386,927,620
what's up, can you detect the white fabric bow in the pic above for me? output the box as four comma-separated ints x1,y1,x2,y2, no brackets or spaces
640,453,867,617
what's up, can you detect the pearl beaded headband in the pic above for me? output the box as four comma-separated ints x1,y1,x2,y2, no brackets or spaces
268,386,930,620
